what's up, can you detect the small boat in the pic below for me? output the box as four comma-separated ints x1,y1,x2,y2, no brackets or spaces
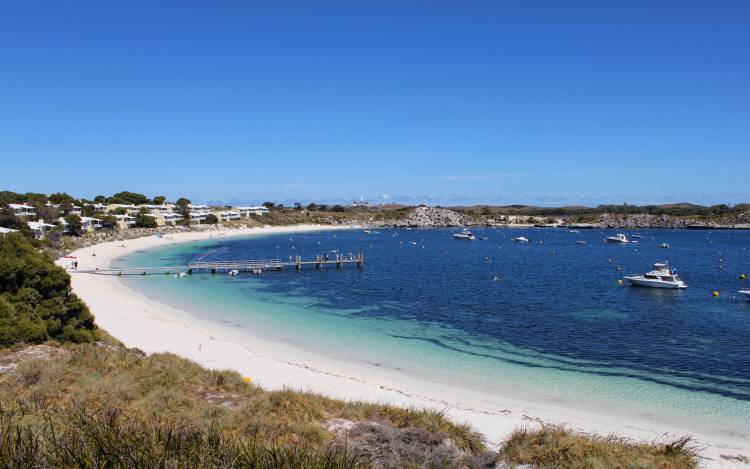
453,229,476,240
576,240,587,245
738,291,750,301
175,272,187,278
569,229,580,233
363,228,371,234
512,236,530,243
625,262,687,289
479,236,489,240
228,269,239,276
606,234,630,244
631,234,642,239
659,243,670,249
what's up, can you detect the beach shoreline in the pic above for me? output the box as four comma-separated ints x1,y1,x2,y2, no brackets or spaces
57,224,750,467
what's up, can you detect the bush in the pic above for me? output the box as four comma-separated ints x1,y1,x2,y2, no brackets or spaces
64,214,83,236
0,233,98,345
204,214,218,224
134,214,157,228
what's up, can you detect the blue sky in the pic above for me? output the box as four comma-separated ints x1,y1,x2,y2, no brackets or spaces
1,1,748,206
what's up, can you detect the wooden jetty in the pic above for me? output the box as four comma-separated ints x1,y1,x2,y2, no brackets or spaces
72,253,365,276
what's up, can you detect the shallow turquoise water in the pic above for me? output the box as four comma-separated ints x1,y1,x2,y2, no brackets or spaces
117,228,750,437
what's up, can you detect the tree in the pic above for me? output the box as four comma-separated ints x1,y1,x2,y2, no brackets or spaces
294,202,303,211
35,204,59,223
48,192,76,205
152,195,166,205
94,195,106,203
307,203,318,211
134,214,157,228
108,191,150,206
65,214,84,236
0,233,99,345
331,205,345,213
204,214,219,224
318,204,328,211
82,204,96,217
0,207,25,230
98,214,118,230
175,198,191,225
262,202,275,209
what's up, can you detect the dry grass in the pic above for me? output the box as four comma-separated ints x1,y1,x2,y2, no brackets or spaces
501,424,699,469
0,342,488,468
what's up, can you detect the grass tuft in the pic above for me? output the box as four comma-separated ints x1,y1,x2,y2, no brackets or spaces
501,424,700,469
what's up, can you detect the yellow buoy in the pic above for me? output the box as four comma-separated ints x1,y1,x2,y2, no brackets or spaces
741,274,747,280
617,279,623,285
243,376,252,383
712,291,719,298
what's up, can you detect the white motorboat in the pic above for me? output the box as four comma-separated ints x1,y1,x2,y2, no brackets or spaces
228,269,239,276
576,240,587,245
569,229,580,233
363,228,371,234
631,234,642,239
625,262,687,289
175,272,186,278
738,290,750,301
454,229,476,240
606,234,629,244
659,243,670,249
512,236,530,243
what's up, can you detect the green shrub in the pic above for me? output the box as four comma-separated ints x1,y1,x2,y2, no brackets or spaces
0,233,98,345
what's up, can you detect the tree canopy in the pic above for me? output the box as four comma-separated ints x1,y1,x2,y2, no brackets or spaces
0,233,99,345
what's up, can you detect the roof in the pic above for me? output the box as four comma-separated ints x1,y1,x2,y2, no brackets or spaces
27,221,56,229
0,227,19,234
8,203,34,209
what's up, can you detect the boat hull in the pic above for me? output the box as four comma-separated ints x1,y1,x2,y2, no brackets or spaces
739,291,750,300
625,276,686,289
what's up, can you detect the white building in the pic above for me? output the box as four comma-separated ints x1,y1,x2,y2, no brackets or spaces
0,227,19,236
59,216,102,233
8,204,36,218
27,221,56,239
138,204,173,214
107,204,140,215
113,214,136,229
159,212,184,226
188,204,211,223
218,210,241,222
237,206,269,217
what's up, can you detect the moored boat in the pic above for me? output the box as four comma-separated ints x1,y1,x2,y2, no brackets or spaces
453,229,476,240
739,290,750,301
606,234,629,243
512,236,530,243
625,262,687,289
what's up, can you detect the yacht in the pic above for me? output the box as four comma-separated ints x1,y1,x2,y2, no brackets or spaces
453,229,476,240
606,234,629,244
512,236,530,243
659,243,670,249
625,262,687,289
739,290,750,301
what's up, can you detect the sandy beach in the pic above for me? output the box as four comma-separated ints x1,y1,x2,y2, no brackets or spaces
57,224,750,468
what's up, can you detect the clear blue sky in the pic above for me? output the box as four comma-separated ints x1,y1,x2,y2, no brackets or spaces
1,1,748,206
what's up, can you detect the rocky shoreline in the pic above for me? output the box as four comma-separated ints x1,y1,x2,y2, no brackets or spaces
370,206,750,230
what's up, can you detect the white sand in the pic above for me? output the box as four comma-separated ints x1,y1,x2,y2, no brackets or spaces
58,225,750,467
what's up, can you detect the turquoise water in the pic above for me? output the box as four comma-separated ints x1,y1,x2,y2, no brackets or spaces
117,228,750,437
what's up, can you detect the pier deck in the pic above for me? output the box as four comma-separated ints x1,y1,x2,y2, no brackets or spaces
71,254,365,275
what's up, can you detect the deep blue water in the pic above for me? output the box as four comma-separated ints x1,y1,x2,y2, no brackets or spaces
118,228,750,433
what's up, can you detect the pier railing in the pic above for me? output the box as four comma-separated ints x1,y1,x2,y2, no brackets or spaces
70,253,364,276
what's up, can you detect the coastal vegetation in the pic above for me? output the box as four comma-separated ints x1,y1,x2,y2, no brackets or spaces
0,233,99,345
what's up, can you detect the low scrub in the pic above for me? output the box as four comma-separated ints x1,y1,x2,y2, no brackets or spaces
501,424,699,469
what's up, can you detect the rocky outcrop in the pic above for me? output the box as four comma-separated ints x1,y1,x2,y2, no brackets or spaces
373,206,473,227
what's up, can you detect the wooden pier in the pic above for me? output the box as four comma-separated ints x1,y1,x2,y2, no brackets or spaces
71,253,365,276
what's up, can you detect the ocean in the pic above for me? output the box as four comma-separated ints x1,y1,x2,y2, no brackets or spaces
116,227,750,437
